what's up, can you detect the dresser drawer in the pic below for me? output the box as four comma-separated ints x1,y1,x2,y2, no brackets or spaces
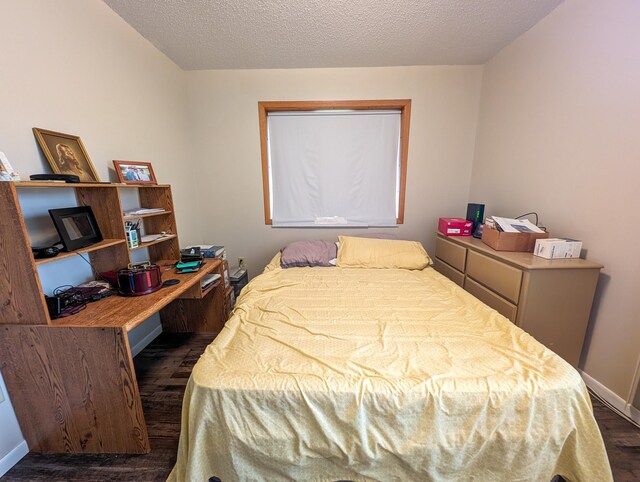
464,277,518,322
433,258,465,287
435,236,467,272
466,250,522,303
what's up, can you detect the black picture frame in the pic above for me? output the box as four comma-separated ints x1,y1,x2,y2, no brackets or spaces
49,206,103,251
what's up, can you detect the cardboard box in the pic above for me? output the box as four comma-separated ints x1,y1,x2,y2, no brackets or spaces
534,238,582,259
438,217,473,236
481,226,549,252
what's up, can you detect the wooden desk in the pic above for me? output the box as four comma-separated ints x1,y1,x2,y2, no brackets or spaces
0,260,221,454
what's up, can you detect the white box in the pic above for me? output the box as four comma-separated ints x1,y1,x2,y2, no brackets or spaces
534,238,582,259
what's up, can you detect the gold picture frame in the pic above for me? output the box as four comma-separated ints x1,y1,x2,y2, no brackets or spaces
33,128,100,182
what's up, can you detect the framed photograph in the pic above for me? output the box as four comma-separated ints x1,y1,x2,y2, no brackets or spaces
113,160,158,185
48,206,103,251
0,152,21,181
32,128,100,182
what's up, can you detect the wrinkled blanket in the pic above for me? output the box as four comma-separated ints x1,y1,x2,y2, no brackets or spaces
169,259,611,482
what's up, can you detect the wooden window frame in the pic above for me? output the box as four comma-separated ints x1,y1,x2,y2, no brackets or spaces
258,99,411,225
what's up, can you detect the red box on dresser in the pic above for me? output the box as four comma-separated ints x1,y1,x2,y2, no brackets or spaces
438,217,473,236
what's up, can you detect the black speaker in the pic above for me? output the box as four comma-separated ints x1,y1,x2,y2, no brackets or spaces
30,173,80,183
45,296,62,319
466,203,485,233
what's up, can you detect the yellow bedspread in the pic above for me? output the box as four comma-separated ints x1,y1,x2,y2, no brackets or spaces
169,259,612,482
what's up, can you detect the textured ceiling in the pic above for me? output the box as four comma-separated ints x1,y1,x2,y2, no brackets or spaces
103,0,563,70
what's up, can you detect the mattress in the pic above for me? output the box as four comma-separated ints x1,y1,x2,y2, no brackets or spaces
168,256,612,481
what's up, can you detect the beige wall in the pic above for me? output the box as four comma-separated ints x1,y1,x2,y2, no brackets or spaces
0,0,196,242
469,0,640,401
186,66,483,276
0,0,191,466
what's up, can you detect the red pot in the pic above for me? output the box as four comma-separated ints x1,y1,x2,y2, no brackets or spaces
117,264,162,296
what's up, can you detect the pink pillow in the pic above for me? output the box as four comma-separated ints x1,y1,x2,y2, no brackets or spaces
280,240,338,268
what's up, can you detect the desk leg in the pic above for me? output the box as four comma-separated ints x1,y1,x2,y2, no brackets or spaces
0,325,150,453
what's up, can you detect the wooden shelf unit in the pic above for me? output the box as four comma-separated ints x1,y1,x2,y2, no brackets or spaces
0,181,229,455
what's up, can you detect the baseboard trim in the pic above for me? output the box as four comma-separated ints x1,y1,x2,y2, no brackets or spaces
629,404,640,426
580,370,640,427
130,324,163,357
0,440,28,477
580,370,627,413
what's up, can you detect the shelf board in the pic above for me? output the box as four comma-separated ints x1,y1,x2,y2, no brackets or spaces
123,210,172,221
129,234,177,251
16,181,116,188
35,239,127,265
15,182,171,189
117,183,171,189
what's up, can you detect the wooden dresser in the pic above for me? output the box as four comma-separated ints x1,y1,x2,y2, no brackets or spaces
433,233,602,367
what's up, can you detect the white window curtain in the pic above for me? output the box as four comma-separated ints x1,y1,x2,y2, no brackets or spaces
268,110,401,227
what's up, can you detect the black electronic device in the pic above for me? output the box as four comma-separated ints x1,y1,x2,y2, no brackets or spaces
230,268,248,297
49,206,103,251
180,247,203,263
466,203,485,235
175,261,203,274
45,287,87,319
45,295,62,319
32,242,63,259
30,173,80,183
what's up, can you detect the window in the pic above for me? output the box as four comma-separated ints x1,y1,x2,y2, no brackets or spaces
258,100,411,226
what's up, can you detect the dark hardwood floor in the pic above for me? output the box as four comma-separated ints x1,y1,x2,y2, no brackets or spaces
3,333,212,482
4,333,640,481
591,395,640,482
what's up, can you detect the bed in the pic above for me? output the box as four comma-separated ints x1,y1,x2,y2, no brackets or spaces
168,237,612,482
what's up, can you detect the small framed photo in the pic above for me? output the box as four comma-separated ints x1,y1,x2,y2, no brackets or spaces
0,152,21,181
32,128,100,182
113,160,158,185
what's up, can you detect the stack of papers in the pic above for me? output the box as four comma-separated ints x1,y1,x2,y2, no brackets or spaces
201,273,221,290
123,207,165,216
140,233,170,243
489,216,545,233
